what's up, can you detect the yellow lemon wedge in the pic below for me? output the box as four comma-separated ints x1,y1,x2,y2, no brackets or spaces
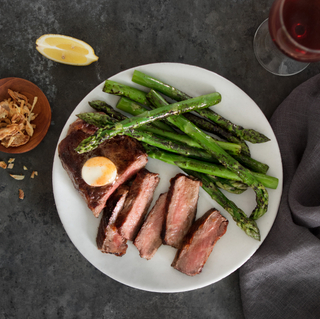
36,34,99,66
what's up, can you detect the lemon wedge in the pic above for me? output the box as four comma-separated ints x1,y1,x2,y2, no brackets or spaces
36,34,99,66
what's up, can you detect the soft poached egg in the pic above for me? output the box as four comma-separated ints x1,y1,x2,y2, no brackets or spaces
82,156,117,187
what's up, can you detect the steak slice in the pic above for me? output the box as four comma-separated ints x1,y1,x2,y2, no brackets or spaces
133,192,167,260
163,173,202,249
116,168,160,241
58,119,148,217
172,208,228,276
96,185,129,256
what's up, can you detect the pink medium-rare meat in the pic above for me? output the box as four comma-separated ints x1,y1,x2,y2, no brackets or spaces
96,185,129,256
58,119,148,217
115,168,160,241
163,173,202,249
133,192,167,260
172,208,228,276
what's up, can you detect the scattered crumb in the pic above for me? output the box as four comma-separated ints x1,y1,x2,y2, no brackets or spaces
10,174,25,180
18,189,24,200
1,160,37,200
31,171,38,178
0,161,7,169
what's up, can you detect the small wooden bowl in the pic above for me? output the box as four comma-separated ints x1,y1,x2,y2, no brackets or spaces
0,77,51,154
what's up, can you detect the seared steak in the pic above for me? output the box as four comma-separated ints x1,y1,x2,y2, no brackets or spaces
67,118,98,135
96,185,129,256
172,208,228,276
134,192,167,260
116,168,160,241
163,173,201,249
58,119,148,217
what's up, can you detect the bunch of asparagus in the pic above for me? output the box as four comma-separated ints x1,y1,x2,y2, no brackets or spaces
75,71,279,241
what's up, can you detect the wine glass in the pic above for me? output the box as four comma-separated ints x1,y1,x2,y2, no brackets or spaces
253,0,320,76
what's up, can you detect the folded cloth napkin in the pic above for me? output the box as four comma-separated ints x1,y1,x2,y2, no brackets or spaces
240,73,320,319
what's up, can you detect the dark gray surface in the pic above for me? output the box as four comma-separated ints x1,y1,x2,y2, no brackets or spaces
0,0,319,318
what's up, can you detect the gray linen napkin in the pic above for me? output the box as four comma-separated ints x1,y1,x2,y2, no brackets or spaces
240,73,320,319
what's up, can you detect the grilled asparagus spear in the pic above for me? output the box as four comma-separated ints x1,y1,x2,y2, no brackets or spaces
132,69,270,144
75,91,222,154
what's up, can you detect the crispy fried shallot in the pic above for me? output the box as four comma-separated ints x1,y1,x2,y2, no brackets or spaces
10,174,25,180
30,170,38,178
18,189,24,200
0,90,38,148
0,161,7,169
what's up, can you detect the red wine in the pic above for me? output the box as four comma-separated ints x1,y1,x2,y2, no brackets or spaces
269,0,320,62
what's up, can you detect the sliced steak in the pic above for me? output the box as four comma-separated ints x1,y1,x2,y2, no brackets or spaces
133,192,167,260
58,119,148,217
172,208,228,276
96,185,129,256
116,168,160,241
163,173,202,249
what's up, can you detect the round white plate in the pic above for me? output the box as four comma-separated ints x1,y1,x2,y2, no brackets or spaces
52,63,283,293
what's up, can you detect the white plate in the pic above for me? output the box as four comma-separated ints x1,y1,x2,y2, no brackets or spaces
52,63,283,293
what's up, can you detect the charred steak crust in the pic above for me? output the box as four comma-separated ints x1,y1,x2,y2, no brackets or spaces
133,192,168,260
96,184,129,256
58,119,148,217
163,173,202,249
172,208,228,276
67,118,98,135
115,168,160,241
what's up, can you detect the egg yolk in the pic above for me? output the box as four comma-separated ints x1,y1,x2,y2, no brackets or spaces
82,156,117,187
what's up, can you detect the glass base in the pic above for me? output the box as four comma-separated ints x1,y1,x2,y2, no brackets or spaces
253,19,309,76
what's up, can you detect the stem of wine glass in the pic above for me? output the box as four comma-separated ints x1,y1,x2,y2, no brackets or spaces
253,19,309,76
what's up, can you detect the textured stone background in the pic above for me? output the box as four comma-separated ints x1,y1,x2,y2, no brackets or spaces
1,0,319,318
